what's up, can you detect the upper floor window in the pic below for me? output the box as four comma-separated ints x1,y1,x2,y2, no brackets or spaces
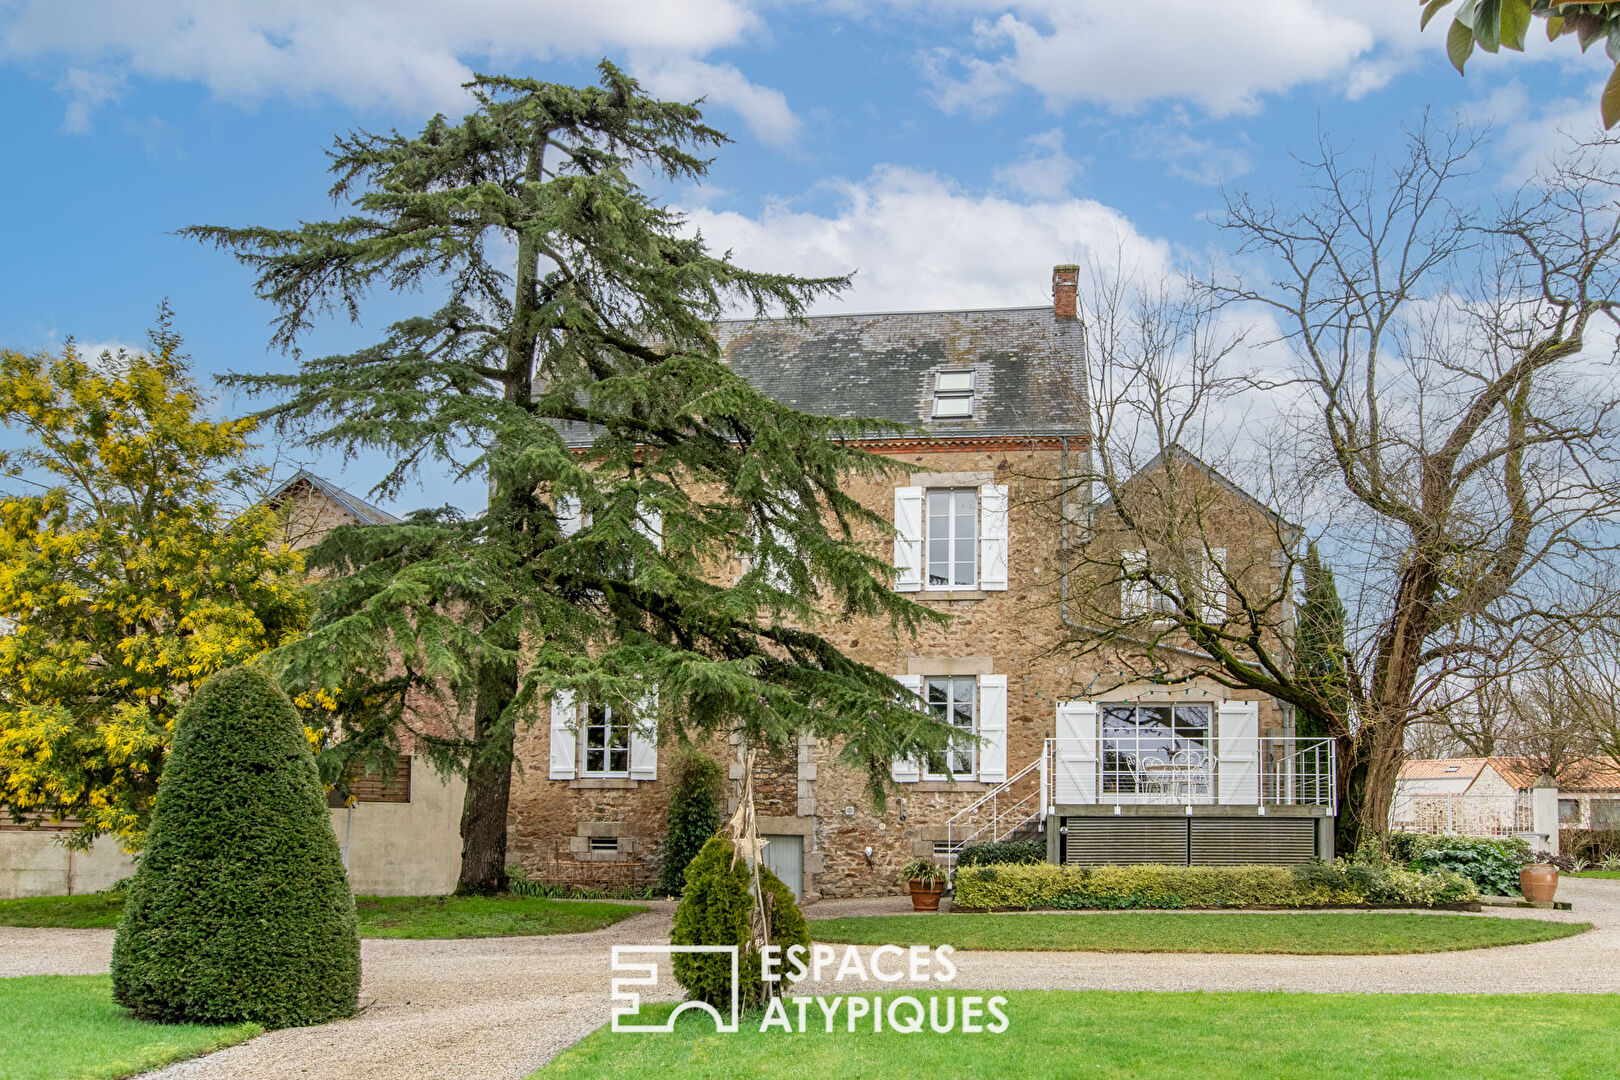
583,703,630,777
932,370,975,418
927,489,978,589
924,675,977,779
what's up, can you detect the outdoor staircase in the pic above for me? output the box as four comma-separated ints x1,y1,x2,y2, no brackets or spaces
943,748,1050,874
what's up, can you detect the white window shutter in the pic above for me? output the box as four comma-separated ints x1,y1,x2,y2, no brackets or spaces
1200,548,1227,622
1216,698,1260,805
977,674,1008,783
891,674,923,782
893,487,924,593
630,688,659,780
1121,550,1150,617
549,689,578,780
979,484,1009,591
1054,700,1098,804
636,504,663,552
557,496,585,538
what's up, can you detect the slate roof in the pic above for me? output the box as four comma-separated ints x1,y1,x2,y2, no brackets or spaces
265,470,402,527
558,304,1089,446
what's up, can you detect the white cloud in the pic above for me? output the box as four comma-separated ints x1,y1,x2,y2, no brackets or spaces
633,57,800,147
0,0,801,144
684,165,1173,314
921,0,1396,117
1129,112,1252,187
991,127,1080,198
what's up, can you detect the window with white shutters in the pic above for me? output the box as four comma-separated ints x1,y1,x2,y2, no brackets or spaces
926,489,978,589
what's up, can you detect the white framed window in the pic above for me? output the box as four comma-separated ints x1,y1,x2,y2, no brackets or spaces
926,489,978,589
932,370,974,418
923,675,977,779
1120,548,1224,621
582,703,631,777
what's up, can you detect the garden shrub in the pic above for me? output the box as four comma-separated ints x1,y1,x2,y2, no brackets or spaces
111,666,360,1028
956,837,1046,868
671,836,808,1009
953,856,1477,911
1403,837,1530,896
1562,829,1620,864
658,750,725,895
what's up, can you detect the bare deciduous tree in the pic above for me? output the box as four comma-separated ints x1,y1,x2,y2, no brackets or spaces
1052,123,1620,850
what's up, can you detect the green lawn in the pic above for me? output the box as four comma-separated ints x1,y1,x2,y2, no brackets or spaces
355,894,647,938
1567,870,1620,879
539,991,1620,1080
0,893,646,938
0,975,258,1080
808,911,1588,954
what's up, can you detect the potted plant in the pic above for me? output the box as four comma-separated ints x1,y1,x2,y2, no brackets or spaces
900,858,947,912
1520,858,1559,904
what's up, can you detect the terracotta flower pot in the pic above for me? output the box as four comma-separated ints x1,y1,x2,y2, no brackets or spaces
908,879,945,912
1520,863,1559,904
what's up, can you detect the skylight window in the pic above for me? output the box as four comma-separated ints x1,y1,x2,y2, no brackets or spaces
932,370,974,418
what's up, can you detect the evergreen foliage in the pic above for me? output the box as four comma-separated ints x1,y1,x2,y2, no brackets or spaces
658,750,724,895
110,666,359,1028
955,837,1047,868
1295,542,1350,739
186,63,955,893
670,836,808,1008
0,318,309,850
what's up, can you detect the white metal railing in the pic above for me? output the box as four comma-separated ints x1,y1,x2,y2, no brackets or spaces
1047,736,1337,811
942,753,1048,866
1389,791,1534,838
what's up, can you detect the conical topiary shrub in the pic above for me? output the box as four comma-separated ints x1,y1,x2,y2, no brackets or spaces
111,666,360,1028
671,836,809,1009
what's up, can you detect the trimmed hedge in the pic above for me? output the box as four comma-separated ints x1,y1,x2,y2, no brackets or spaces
111,667,360,1028
953,860,1477,911
671,836,808,1009
658,751,725,896
956,837,1046,868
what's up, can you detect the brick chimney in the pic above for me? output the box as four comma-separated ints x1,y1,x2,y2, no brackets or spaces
1052,264,1079,320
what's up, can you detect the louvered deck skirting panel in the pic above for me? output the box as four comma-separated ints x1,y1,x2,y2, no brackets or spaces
1062,817,1189,866
1189,818,1316,865
1061,816,1320,866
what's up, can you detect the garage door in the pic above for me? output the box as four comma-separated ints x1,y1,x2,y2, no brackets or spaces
761,835,804,898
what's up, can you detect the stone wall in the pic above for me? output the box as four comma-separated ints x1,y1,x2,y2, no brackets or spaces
502,440,1294,900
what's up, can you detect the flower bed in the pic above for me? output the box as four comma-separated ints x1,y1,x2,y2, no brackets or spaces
952,860,1478,911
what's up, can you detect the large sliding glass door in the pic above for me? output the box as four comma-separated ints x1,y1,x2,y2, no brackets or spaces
1100,703,1213,803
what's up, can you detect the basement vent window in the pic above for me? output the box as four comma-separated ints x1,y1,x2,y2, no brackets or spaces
588,836,620,853
932,370,975,418
933,841,962,862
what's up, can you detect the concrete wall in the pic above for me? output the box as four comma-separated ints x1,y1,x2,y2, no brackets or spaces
0,831,135,898
333,758,466,896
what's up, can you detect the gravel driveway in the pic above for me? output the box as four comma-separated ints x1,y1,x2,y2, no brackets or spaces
2,880,1614,1079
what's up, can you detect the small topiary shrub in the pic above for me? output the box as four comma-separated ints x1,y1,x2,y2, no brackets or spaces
671,836,808,1009
956,837,1046,868
658,750,725,896
111,666,360,1028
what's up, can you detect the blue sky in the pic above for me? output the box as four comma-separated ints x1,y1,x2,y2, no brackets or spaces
0,1,1612,513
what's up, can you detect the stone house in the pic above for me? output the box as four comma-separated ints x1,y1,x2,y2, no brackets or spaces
505,266,1335,900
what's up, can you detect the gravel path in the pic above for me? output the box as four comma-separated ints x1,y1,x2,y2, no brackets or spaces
1,881,1614,1079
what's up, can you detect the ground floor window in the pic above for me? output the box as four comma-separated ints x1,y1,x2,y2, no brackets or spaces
923,675,976,779
1560,798,1581,825
1101,703,1212,797
583,704,630,777
1593,798,1620,829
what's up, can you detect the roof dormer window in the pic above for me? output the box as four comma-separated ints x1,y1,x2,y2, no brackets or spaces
932,370,974,418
